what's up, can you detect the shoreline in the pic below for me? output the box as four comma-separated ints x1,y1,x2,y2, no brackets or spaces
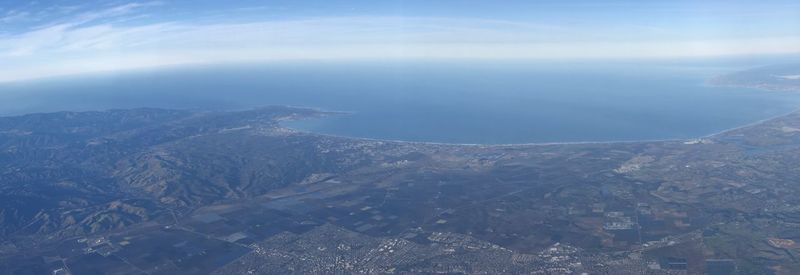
279,107,800,148
3,103,796,149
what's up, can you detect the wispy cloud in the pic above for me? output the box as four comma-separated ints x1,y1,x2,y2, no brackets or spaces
67,1,162,26
0,1,798,83
0,10,31,23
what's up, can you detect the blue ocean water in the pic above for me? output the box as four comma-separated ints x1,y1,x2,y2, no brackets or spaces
2,60,799,144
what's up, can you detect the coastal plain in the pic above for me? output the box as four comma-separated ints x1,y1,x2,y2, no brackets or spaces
1,104,800,274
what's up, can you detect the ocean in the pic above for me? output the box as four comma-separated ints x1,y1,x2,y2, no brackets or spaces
2,60,799,144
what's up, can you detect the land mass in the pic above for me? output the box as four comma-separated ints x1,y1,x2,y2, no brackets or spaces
710,63,800,92
1,105,800,274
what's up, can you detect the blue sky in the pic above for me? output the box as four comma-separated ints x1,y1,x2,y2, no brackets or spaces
0,0,798,82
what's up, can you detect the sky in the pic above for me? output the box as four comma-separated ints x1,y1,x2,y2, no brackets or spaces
0,0,799,82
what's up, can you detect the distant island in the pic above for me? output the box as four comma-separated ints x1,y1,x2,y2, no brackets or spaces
710,63,800,92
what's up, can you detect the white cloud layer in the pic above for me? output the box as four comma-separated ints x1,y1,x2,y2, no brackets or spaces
1,3,799,83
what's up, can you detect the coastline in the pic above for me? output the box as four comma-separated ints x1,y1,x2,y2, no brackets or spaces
279,106,800,148
280,72,800,148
